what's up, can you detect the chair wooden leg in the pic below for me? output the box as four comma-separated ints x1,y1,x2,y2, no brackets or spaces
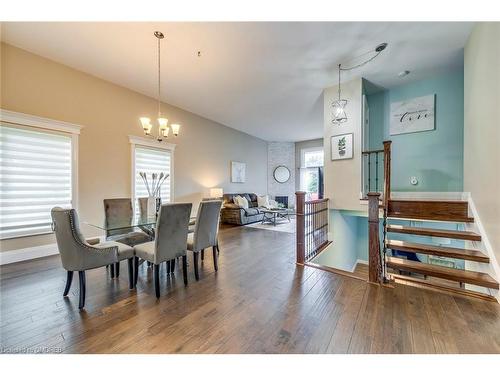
171,258,176,273
63,270,73,296
201,249,204,261
154,264,160,298
193,252,200,281
110,263,115,278
166,260,171,274
127,258,134,289
78,271,86,310
212,246,218,272
134,256,139,286
182,255,188,286
115,262,120,278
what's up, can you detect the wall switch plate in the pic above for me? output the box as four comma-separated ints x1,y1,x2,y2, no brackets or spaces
410,176,418,185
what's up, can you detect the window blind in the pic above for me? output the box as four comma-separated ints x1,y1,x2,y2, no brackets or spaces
0,124,73,239
134,146,171,206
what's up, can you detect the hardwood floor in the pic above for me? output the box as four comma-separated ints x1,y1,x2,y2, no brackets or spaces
1,225,500,354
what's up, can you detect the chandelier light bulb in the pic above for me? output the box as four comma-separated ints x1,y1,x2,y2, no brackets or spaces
171,123,180,136
158,117,168,130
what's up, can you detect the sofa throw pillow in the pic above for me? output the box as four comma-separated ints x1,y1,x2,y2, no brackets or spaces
257,195,270,208
234,195,249,209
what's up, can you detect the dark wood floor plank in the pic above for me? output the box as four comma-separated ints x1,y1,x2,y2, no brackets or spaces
1,225,500,354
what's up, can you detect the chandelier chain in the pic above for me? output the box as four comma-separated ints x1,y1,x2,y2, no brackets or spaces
157,35,161,117
338,64,341,101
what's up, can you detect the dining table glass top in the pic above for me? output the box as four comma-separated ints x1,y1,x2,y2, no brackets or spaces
84,215,158,232
84,216,197,232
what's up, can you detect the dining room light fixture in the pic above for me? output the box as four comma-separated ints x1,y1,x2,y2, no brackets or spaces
140,31,180,141
331,64,348,124
332,42,388,125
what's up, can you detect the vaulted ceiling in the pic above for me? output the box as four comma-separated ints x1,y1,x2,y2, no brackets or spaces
1,22,473,141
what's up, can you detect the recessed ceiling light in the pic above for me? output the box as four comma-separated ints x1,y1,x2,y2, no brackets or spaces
398,70,411,78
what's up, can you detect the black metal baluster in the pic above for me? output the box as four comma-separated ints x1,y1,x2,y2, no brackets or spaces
368,153,372,192
375,152,379,193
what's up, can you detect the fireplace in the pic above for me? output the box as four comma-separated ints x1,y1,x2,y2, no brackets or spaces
274,196,289,208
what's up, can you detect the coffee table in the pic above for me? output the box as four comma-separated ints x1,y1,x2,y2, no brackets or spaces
260,208,292,226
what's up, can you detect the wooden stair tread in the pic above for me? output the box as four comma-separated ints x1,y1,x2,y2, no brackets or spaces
386,256,499,289
387,199,473,223
387,224,481,241
389,199,467,203
388,213,475,223
386,239,489,263
388,273,497,302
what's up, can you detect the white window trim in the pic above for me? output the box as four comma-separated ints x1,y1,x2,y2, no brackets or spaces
300,146,324,168
129,135,176,204
0,109,82,239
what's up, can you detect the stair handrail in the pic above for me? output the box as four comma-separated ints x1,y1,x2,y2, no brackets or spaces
295,191,330,265
366,140,391,283
382,140,392,209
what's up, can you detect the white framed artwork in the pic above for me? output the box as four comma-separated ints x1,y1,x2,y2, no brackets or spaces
231,161,246,183
331,133,353,160
390,94,435,135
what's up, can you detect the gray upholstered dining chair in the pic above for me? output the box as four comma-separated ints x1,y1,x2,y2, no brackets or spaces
133,203,192,298
51,207,135,309
187,200,223,280
103,198,151,278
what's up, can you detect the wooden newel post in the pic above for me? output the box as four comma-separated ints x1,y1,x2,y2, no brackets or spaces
295,191,306,265
382,140,392,208
367,192,382,283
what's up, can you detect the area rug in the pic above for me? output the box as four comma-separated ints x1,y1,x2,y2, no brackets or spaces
246,218,296,233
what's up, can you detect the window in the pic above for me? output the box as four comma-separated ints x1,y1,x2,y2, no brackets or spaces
0,122,77,239
299,147,324,200
302,148,324,168
130,136,175,213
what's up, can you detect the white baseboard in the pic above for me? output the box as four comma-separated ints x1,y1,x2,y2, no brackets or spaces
0,243,59,265
466,195,500,301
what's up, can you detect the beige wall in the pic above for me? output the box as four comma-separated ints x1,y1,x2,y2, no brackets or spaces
323,78,364,211
464,23,500,265
0,43,268,252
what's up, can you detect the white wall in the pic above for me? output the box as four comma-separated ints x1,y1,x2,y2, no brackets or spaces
464,23,500,268
323,78,365,211
268,142,295,207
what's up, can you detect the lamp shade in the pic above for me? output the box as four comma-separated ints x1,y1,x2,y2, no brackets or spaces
171,123,180,136
210,188,223,198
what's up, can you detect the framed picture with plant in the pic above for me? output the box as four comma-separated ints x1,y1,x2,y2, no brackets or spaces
331,133,353,160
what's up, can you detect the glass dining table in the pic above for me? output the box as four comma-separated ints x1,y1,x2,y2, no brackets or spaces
84,215,197,235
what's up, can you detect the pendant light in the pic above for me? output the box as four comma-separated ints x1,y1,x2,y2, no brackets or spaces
140,31,180,141
331,42,388,125
331,64,348,124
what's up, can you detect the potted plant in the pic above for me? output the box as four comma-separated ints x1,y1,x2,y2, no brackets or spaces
338,136,346,156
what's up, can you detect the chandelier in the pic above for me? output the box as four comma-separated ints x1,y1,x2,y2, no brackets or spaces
140,31,180,141
332,42,388,125
332,64,348,124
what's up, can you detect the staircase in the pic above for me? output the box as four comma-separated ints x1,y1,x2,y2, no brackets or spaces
382,199,499,300
365,141,499,301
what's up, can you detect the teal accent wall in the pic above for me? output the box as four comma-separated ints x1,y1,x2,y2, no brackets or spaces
367,70,464,191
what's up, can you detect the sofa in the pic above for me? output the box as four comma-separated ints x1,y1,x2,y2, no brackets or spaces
220,193,265,225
